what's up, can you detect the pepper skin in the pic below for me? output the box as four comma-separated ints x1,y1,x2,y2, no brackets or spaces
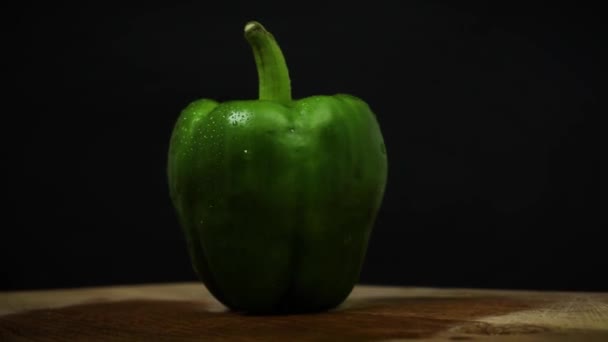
168,21,387,314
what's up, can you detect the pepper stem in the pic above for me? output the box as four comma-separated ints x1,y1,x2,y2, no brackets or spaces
244,21,292,104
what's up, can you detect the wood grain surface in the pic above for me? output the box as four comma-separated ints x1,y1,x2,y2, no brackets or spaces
1,283,607,341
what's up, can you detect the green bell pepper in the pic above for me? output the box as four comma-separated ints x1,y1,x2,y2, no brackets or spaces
168,21,387,313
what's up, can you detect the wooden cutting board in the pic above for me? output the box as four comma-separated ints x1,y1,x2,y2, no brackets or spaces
1,283,607,341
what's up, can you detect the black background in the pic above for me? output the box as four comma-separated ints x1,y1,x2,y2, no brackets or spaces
4,1,605,291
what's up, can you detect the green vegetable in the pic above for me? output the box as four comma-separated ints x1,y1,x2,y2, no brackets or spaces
168,21,387,313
